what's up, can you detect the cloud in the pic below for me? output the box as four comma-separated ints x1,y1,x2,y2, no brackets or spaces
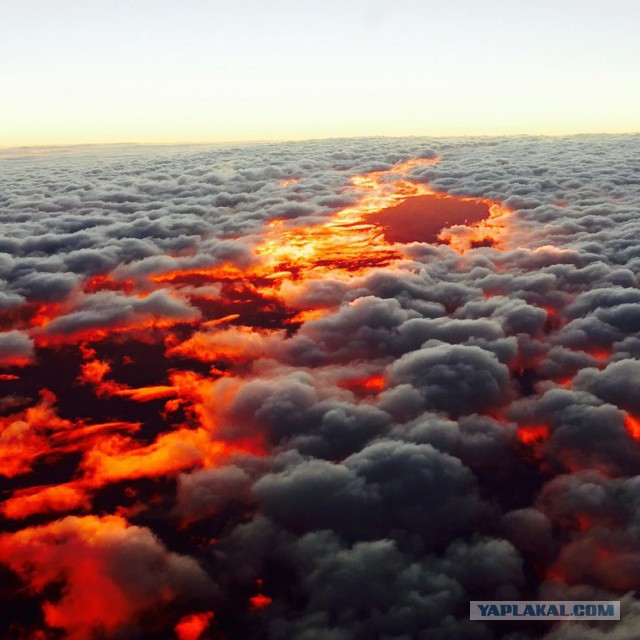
0,330,34,366
389,344,512,416
574,359,640,414
0,515,214,639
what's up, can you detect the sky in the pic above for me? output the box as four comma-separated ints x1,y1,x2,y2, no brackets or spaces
2,0,639,147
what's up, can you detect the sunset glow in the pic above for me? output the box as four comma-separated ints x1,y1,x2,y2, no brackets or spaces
2,1,639,148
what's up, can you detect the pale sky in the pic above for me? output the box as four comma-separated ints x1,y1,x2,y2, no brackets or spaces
2,0,639,146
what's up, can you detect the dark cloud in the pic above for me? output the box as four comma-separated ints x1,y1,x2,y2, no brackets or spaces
389,344,512,416
574,359,640,414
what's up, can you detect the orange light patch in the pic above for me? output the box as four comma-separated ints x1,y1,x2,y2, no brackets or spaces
113,385,178,402
367,192,491,244
1,482,90,519
29,302,63,329
0,390,73,477
338,373,386,395
625,414,640,440
84,274,136,295
517,424,550,445
585,347,612,362
0,386,145,483
251,158,444,282
77,358,128,397
249,593,272,610
0,354,33,368
285,308,329,324
50,421,142,449
202,313,241,327
80,424,265,487
175,611,215,640
277,178,300,187
437,201,512,252
34,315,200,348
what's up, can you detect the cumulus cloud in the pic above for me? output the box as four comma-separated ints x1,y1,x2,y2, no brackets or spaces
389,344,512,416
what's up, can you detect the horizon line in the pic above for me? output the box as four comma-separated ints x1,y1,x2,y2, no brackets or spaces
2,130,640,153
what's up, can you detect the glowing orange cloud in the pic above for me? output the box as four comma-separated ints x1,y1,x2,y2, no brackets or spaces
77,357,128,397
34,314,200,348
0,515,208,640
80,428,223,484
50,420,142,449
167,326,283,364
113,385,178,402
72,373,264,488
1,482,90,519
0,390,72,478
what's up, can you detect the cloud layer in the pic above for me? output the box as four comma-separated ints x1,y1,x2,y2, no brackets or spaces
1,135,640,639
